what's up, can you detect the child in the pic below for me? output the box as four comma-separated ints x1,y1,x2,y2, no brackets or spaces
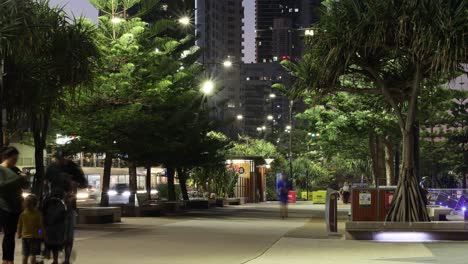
17,195,44,264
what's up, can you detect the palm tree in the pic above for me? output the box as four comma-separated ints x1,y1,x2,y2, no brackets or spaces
0,0,31,146
4,0,99,193
285,0,466,221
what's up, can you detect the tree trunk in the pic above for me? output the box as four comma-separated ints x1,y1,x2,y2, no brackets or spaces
178,168,189,201
100,153,113,207
462,152,468,189
386,130,430,222
167,167,176,201
383,136,395,186
394,148,400,184
369,134,386,187
413,122,421,180
146,166,151,200
381,66,429,222
33,136,45,195
0,56,5,148
128,161,137,206
31,112,49,197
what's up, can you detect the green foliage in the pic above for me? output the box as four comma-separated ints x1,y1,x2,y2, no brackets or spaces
293,157,331,189
156,183,181,200
229,136,280,159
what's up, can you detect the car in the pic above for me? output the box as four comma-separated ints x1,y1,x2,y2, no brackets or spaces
108,184,131,204
76,186,100,204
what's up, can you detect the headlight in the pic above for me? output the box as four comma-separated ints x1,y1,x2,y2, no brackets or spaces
123,191,131,197
150,190,158,194
108,190,117,196
76,192,89,199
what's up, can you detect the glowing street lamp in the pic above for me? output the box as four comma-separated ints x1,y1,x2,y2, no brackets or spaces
236,114,243,120
201,80,214,95
305,29,315,36
269,93,276,98
262,126,267,130
267,115,274,120
265,158,274,169
223,60,233,68
178,16,191,26
286,125,292,130
111,17,122,24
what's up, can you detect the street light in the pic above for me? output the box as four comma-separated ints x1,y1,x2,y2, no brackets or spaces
111,17,123,24
257,127,262,132
223,60,233,68
286,125,292,130
236,114,243,120
178,16,191,26
201,80,214,95
267,115,274,120
269,93,276,98
265,158,274,169
305,29,315,36
262,126,267,130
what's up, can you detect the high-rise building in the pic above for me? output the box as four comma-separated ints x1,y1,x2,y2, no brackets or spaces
241,63,291,137
256,0,321,62
239,0,320,138
196,0,245,136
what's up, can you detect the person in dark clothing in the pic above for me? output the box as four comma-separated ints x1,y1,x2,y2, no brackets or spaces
0,146,27,264
43,154,87,264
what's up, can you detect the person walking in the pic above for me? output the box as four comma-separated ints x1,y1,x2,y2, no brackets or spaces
0,146,27,264
341,182,351,204
17,195,43,264
419,176,429,205
43,153,87,264
277,175,289,219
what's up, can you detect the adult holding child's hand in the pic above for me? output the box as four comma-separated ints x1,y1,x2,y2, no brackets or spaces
0,146,25,264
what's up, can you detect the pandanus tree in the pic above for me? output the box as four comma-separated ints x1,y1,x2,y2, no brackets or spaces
283,0,467,221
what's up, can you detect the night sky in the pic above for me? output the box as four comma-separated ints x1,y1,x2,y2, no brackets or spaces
49,0,256,63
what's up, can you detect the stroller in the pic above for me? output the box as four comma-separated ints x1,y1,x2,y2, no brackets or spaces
40,195,69,263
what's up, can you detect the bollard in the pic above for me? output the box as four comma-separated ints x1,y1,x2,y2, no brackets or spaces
326,189,339,233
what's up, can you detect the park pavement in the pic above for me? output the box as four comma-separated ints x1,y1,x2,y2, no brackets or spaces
6,202,468,264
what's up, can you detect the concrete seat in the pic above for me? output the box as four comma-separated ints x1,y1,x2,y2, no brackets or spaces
346,221,468,240
427,206,452,221
77,207,121,224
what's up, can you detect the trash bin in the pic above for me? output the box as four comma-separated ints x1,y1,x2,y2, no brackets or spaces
288,191,297,203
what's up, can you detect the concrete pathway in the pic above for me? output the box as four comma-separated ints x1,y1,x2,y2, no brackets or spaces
3,202,468,264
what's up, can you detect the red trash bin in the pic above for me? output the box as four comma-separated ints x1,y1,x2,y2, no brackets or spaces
288,191,297,203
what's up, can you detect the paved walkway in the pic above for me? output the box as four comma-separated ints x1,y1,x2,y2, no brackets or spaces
4,202,468,263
